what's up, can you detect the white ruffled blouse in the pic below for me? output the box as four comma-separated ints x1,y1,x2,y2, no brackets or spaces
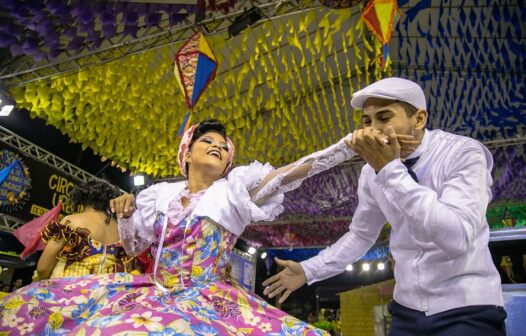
119,135,355,257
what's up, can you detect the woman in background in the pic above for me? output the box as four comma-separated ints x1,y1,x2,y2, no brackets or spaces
34,179,135,280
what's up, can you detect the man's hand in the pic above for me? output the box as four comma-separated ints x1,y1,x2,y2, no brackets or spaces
397,134,421,158
262,258,307,304
346,126,403,172
109,193,136,218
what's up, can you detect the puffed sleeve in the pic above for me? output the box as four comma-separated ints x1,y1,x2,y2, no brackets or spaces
193,161,284,236
41,220,66,244
226,161,285,225
118,183,166,257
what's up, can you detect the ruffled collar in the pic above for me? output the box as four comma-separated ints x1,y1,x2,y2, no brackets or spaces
167,188,206,223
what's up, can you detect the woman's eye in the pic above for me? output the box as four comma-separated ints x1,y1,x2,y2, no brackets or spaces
202,138,212,144
220,144,229,152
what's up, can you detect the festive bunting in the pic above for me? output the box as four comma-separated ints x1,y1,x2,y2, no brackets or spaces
10,7,383,177
0,1,197,61
4,1,524,249
393,1,525,141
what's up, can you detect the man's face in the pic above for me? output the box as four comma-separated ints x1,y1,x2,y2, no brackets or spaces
361,98,418,137
14,279,22,287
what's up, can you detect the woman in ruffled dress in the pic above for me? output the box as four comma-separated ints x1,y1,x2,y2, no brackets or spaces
0,119,406,335
34,180,135,282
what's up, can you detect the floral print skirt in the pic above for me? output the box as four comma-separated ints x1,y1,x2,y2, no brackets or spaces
0,272,328,336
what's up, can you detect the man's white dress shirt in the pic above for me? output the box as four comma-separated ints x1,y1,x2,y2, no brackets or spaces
301,129,503,315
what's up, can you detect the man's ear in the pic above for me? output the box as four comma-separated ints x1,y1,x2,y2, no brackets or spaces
413,109,428,130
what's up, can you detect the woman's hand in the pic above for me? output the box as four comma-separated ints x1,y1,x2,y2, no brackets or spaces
110,193,136,218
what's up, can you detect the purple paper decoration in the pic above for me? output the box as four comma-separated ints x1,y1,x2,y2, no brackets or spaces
0,0,199,61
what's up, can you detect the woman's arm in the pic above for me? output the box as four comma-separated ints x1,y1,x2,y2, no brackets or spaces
250,132,419,205
111,183,168,257
249,135,354,205
35,239,65,281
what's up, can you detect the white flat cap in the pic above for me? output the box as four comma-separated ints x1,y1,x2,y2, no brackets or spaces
350,77,426,110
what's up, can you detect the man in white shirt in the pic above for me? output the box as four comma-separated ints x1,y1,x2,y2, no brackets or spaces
263,77,507,335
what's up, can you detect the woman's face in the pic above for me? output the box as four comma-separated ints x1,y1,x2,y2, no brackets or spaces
185,131,230,179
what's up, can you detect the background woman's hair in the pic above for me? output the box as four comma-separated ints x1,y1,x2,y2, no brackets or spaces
69,180,121,213
190,119,227,147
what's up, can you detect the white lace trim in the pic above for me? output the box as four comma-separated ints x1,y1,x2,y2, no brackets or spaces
117,183,165,257
226,161,285,225
118,216,153,257
253,134,354,202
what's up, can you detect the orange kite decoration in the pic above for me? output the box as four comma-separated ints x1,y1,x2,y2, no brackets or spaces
361,0,400,67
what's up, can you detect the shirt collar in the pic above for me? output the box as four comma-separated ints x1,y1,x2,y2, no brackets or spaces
405,129,429,160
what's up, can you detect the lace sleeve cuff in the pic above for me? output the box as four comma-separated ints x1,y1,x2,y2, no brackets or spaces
118,184,163,256
253,134,354,202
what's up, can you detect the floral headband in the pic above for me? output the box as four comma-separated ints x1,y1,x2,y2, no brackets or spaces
177,123,235,177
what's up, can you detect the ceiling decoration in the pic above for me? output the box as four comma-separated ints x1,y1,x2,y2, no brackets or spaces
7,3,385,177
0,0,197,62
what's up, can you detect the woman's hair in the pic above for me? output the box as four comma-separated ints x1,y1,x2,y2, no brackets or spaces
69,180,121,214
189,119,227,148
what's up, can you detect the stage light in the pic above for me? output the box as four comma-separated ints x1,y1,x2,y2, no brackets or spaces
247,246,257,255
260,252,267,259
377,262,385,270
228,7,263,37
346,264,353,271
134,175,145,186
362,263,370,271
0,105,14,117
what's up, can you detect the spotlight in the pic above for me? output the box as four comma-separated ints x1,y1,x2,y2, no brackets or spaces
247,246,257,255
0,105,14,117
228,7,263,37
260,252,267,259
377,262,385,270
134,175,145,186
362,263,370,271
345,264,353,271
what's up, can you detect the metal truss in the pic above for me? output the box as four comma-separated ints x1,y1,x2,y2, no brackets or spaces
0,125,101,183
0,126,124,231
0,0,319,88
0,212,25,232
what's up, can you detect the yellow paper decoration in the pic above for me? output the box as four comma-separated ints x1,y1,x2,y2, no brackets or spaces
10,7,388,178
